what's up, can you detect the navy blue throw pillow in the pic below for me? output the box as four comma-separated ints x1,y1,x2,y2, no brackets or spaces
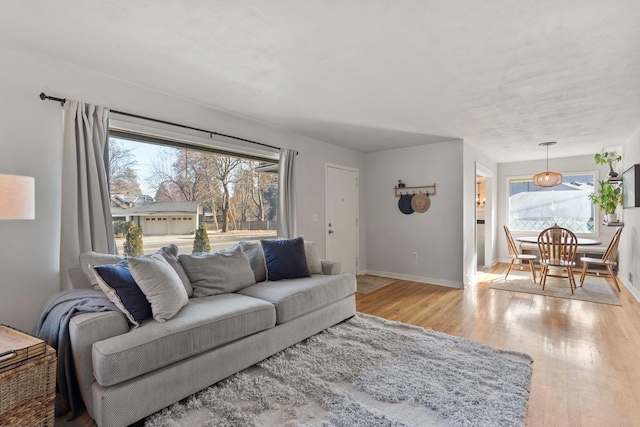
92,260,152,325
261,237,311,281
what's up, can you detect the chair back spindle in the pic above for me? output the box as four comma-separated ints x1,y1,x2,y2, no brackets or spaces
537,224,578,292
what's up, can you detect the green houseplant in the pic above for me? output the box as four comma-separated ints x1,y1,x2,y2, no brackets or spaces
594,149,622,178
588,180,622,222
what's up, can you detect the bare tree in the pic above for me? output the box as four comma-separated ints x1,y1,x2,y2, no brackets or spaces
147,147,202,202
249,161,278,221
109,140,142,198
208,155,242,232
146,146,268,233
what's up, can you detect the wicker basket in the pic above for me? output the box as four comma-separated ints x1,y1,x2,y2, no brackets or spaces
0,345,56,426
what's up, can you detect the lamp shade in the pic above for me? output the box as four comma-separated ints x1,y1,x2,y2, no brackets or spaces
0,174,35,220
533,171,563,187
533,141,562,188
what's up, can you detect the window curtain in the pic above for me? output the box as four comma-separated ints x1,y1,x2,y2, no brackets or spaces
276,148,297,238
59,101,116,289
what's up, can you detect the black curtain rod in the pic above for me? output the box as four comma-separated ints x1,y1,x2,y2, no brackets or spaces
39,92,282,152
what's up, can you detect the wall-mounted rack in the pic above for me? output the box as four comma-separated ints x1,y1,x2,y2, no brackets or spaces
394,184,437,197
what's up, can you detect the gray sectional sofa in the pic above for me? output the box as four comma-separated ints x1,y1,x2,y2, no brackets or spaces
67,240,357,427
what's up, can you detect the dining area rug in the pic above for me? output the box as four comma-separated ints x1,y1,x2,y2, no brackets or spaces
489,270,621,305
141,313,533,427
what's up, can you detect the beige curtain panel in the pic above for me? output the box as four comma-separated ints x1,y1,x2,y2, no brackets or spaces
59,101,116,289
276,148,296,238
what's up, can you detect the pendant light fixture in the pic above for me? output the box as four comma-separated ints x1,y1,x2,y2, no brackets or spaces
533,142,563,187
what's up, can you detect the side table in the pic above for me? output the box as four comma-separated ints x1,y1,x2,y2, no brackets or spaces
0,345,56,426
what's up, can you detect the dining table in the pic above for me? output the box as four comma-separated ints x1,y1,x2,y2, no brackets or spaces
515,236,603,278
515,236,602,246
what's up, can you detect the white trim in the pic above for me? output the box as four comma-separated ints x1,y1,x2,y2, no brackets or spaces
620,278,640,303
363,269,463,289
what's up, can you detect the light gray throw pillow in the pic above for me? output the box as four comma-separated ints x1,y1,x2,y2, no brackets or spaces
179,245,256,297
304,241,323,275
128,253,189,322
79,244,193,296
234,241,267,283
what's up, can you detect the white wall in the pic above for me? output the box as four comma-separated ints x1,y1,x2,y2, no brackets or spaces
619,127,640,301
497,153,619,262
0,48,365,331
364,141,464,288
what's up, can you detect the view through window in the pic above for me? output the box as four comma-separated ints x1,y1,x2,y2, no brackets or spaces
108,134,278,255
508,173,596,233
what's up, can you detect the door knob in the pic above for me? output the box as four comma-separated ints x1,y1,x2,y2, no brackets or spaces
328,229,334,234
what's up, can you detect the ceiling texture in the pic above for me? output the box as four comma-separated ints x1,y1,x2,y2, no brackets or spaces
1,1,639,163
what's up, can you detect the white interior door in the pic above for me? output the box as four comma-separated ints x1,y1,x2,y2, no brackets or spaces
326,164,359,274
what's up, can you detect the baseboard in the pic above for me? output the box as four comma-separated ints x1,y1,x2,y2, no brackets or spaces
620,277,640,303
363,270,463,289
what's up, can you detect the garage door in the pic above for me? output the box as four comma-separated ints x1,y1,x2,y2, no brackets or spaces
170,217,194,235
144,217,169,235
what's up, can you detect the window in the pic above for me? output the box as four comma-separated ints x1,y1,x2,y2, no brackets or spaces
108,130,278,255
508,173,596,233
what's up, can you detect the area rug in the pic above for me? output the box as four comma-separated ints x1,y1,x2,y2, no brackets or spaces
356,275,396,294
143,313,533,427
489,270,620,306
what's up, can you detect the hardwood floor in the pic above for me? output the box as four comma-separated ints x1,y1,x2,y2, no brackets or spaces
356,263,640,427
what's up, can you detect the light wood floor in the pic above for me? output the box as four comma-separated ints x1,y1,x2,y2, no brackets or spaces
356,263,640,427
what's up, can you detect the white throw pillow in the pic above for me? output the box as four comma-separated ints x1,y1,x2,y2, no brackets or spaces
128,253,189,322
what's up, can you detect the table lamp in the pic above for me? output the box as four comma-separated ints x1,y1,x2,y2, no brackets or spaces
0,174,35,220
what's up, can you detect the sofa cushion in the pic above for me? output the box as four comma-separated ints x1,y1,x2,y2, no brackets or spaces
261,237,310,281
92,293,276,387
79,244,193,296
90,260,152,326
234,241,267,283
179,246,256,297
128,253,189,322
237,274,356,324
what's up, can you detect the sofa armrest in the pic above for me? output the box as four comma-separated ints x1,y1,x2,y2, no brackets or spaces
321,260,342,275
69,311,129,418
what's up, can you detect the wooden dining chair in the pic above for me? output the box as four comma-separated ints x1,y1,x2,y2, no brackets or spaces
579,227,623,292
537,224,578,293
504,225,537,283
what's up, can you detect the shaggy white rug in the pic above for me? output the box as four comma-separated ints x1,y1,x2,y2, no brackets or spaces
144,314,533,427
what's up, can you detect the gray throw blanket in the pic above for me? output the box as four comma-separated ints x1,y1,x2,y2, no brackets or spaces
33,289,121,419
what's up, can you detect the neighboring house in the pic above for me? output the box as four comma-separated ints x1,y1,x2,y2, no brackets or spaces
111,198,200,236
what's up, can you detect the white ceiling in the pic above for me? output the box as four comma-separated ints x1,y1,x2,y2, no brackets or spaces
1,1,639,163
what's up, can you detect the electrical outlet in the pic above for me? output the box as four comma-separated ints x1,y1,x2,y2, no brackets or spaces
312,213,319,222
412,252,418,260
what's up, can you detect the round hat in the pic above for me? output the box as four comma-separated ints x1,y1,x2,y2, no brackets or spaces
411,193,431,213
398,194,414,214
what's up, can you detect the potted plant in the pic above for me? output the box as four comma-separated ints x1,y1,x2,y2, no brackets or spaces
588,180,622,222
594,149,622,178
397,179,406,188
